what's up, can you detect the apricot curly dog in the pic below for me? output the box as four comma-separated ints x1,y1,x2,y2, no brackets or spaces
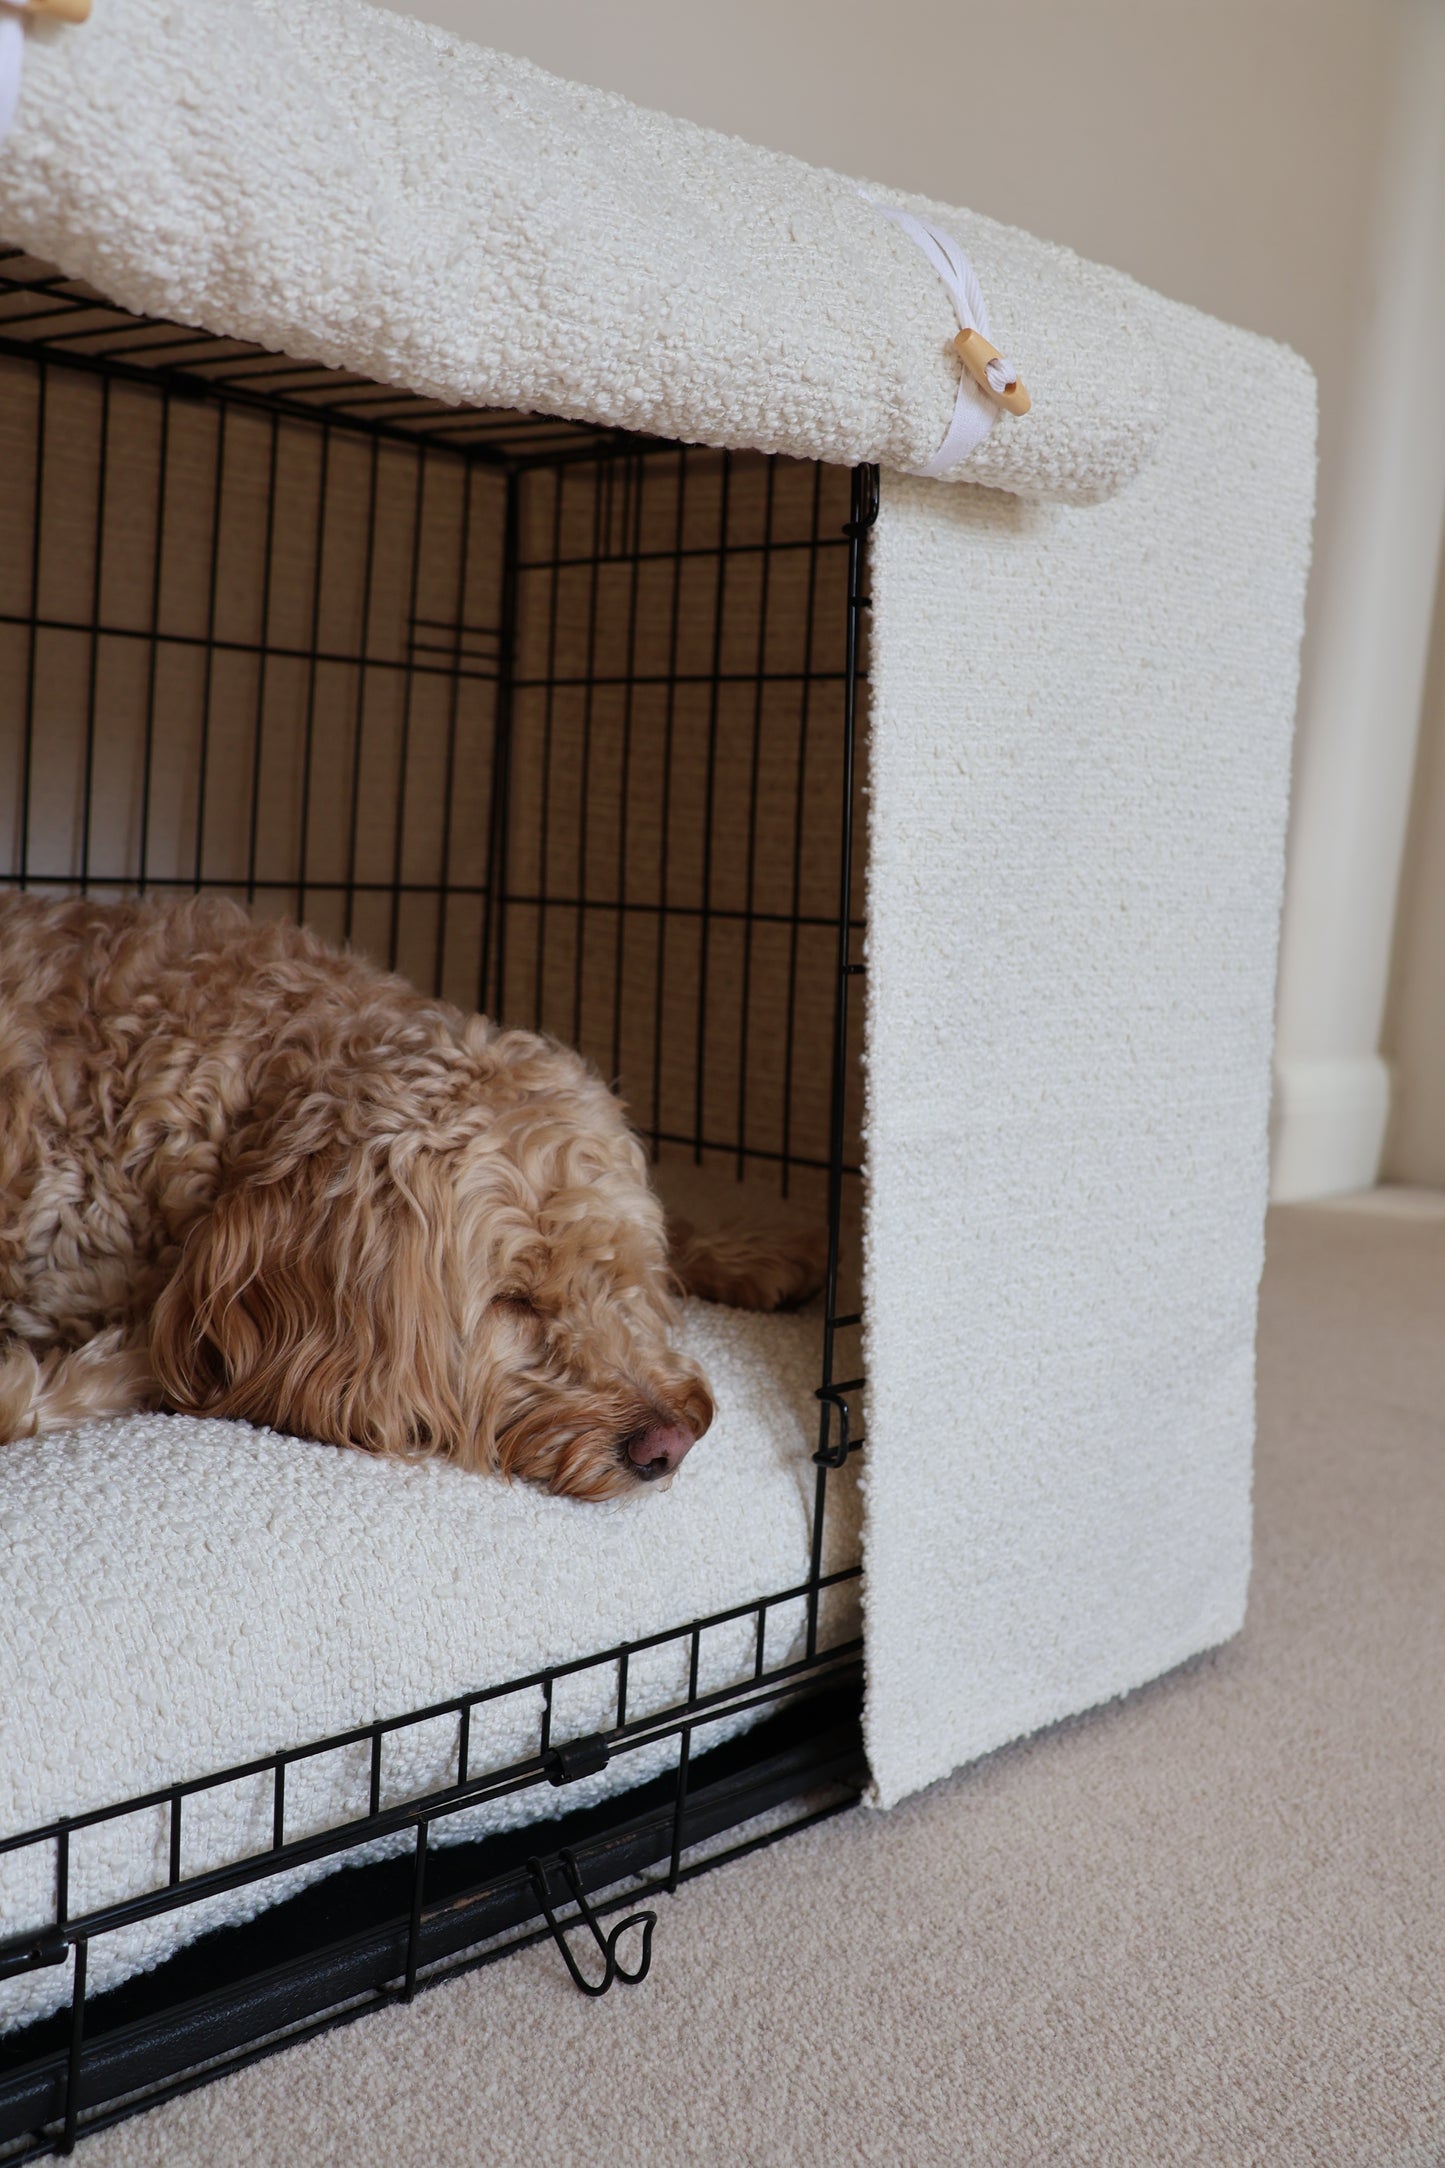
0,895,823,1497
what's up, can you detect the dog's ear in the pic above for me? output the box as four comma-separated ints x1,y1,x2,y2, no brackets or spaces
149,1099,464,1455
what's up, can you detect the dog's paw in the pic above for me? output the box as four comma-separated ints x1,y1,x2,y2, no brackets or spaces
654,1160,829,1312
663,1209,826,1313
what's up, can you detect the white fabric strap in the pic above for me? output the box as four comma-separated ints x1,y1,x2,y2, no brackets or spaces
0,2,24,151
861,192,1016,478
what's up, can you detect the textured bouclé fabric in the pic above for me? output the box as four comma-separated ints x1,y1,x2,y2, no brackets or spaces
862,291,1316,1804
0,0,1316,1931
0,0,1162,500
0,1302,859,2026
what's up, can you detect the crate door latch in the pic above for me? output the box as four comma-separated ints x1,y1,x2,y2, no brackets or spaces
526,1849,656,1997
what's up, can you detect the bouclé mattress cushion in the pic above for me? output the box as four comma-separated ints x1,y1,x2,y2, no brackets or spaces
0,1300,859,2027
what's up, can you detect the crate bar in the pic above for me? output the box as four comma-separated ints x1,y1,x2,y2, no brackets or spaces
480,469,520,1015
342,434,382,947
0,607,506,680
134,391,173,895
189,402,231,891
13,360,45,888
735,456,778,1175
292,422,332,919
242,414,281,906
646,443,689,1157
568,445,609,1048
430,457,477,993
808,463,879,1658
0,871,860,941
402,1822,429,2001
76,375,111,894
692,450,733,1163
0,331,506,466
778,460,827,1198
666,1731,691,1896
59,1940,86,2156
527,461,566,1028
513,532,849,576
608,453,645,1087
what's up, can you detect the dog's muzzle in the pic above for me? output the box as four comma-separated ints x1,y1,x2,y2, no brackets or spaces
626,1423,694,1480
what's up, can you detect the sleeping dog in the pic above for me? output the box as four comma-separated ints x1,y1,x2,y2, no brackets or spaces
0,895,823,1497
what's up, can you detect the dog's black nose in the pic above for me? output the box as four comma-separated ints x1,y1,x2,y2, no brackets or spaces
627,1424,694,1479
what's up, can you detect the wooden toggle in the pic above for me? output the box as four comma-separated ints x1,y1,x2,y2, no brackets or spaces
954,327,1031,416
21,0,93,22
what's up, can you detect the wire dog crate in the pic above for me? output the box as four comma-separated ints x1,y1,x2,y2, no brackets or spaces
0,249,875,2157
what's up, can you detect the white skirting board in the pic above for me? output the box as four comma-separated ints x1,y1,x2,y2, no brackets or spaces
1270,1054,1393,1203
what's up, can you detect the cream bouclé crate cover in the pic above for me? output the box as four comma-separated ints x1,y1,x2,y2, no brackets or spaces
0,0,1316,1814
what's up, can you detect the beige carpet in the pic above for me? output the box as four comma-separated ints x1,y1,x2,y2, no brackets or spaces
83,1200,1445,2167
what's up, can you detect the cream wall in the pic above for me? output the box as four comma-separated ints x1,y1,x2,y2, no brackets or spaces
1270,0,1445,1200
378,0,1433,1195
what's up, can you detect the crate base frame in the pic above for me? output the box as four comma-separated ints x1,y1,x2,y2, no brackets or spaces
0,1676,865,2161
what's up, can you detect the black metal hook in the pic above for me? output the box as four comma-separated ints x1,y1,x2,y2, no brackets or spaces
846,462,882,535
813,1385,852,1468
526,1850,656,1997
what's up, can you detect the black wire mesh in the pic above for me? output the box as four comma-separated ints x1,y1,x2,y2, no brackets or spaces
0,246,636,460
0,260,866,1216
0,248,874,2157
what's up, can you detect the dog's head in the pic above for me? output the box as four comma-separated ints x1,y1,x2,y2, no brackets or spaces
149,1012,713,1498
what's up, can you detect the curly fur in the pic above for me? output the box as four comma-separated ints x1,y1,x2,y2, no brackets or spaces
0,895,822,1498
